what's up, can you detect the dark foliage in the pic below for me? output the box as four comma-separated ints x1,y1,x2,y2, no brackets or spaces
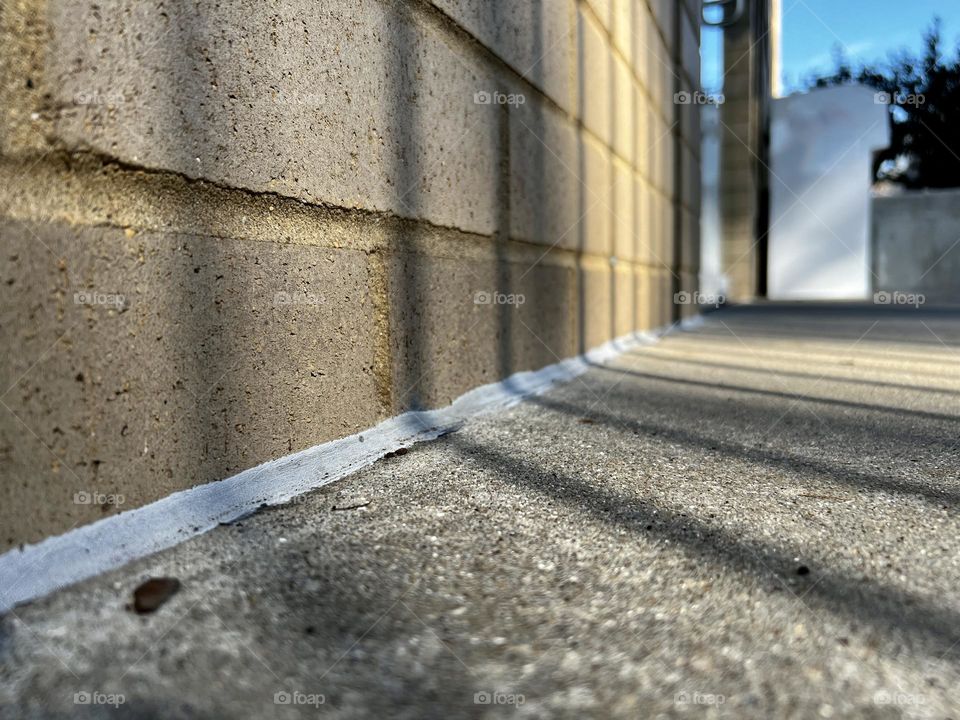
809,18,960,189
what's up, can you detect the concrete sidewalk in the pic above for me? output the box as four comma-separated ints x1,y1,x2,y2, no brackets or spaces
2,304,960,719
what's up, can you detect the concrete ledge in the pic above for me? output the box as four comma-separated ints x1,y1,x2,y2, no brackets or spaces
0,314,697,614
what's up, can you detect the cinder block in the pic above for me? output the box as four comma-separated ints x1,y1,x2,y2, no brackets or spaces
649,0,676,51
659,48,679,122
39,0,504,236
0,0,703,555
634,265,653,330
579,131,613,257
511,257,580,368
578,256,614,350
631,2,653,94
655,268,675,326
613,261,636,337
509,97,581,250
635,265,672,330
633,82,649,175
657,190,672,268
584,0,613,32
385,243,577,411
613,53,636,164
642,189,675,269
577,6,612,147
613,157,635,260
611,0,634,67
635,176,656,267
0,0,49,155
650,114,663,190
660,190,677,267
646,20,667,119
650,116,677,195
517,116,617,257
641,104,659,182
658,126,676,197
431,0,574,113
0,219,382,550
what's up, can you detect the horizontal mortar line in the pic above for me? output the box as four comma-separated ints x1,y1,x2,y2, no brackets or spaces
0,152,678,268
0,149,507,244
17,58,681,218
0,315,704,614
0,205,644,272
0,209,659,275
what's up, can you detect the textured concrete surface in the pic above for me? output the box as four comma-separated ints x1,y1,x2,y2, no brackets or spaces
507,100,580,251
577,5,613,148
383,246,579,411
2,303,959,718
0,218,382,550
872,188,960,303
429,0,573,113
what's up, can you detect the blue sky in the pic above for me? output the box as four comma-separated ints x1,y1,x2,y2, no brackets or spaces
702,0,960,95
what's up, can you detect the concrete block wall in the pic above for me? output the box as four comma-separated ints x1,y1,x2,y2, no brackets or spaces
872,189,960,303
0,0,700,549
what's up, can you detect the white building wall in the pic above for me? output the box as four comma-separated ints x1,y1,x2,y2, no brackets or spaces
768,85,890,300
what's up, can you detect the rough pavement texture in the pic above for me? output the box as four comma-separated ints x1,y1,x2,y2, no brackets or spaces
2,303,960,719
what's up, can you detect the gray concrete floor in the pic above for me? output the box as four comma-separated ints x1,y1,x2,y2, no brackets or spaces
2,303,960,719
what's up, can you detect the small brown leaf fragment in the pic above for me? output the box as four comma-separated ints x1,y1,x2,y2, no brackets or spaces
131,577,181,614
578,418,595,424
332,500,371,511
